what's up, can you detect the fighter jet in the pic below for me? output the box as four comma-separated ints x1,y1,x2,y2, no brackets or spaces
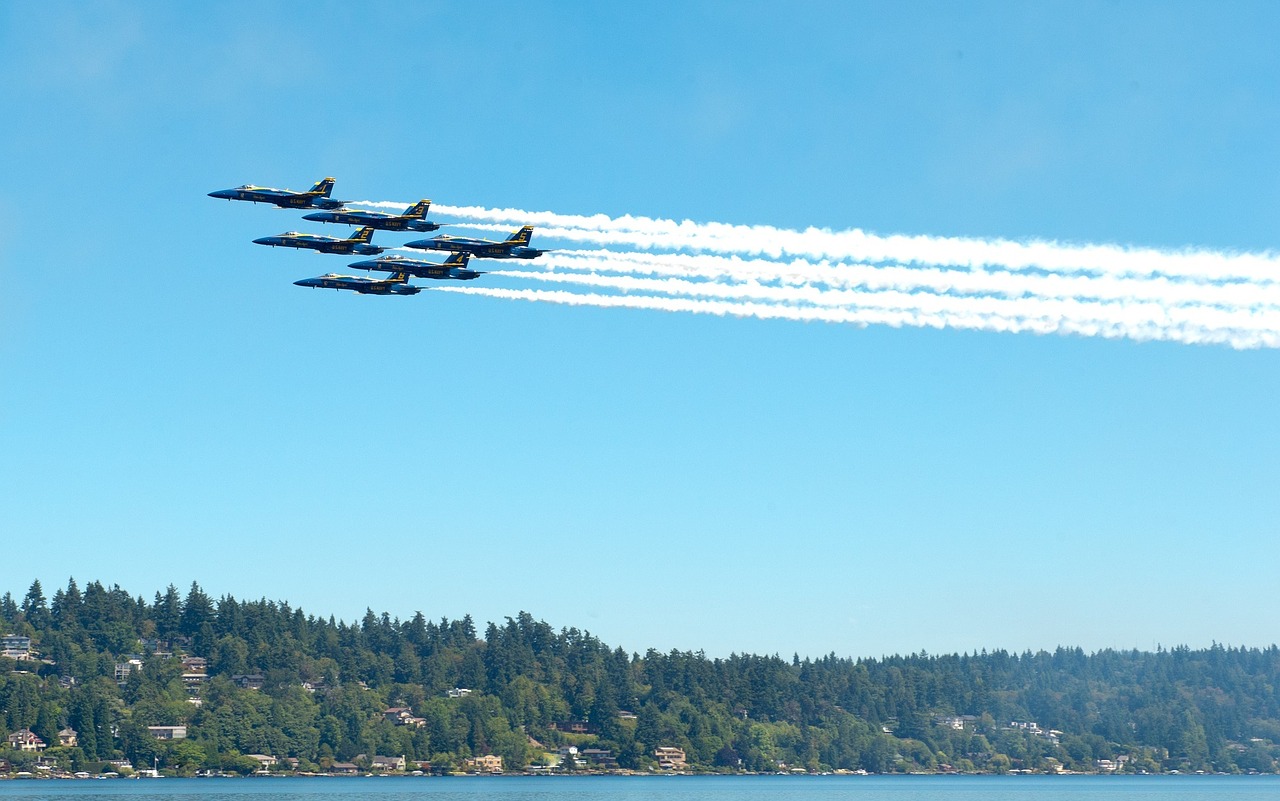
207,177,347,209
252,227,384,256
293,271,421,295
348,252,485,281
302,199,444,232
404,225,546,259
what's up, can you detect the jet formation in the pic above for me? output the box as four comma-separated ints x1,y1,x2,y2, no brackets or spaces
209,177,543,295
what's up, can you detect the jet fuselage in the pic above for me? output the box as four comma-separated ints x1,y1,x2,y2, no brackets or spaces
404,236,543,259
302,210,442,232
253,232,383,256
349,255,484,281
208,185,345,210
293,274,420,295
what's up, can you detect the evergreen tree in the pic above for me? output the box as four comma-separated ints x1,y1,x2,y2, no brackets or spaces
0,591,18,627
22,579,50,629
154,585,182,638
180,582,214,639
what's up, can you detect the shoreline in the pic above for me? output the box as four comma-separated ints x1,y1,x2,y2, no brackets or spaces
2,770,1271,781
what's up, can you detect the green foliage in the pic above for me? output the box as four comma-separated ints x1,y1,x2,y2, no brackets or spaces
3,577,1280,774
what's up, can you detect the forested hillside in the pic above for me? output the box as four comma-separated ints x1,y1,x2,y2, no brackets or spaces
2,579,1278,775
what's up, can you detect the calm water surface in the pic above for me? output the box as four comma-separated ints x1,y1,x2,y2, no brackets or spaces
0,776,1277,801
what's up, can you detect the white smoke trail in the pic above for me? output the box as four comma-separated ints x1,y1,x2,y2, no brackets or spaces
348,199,1280,346
483,269,1280,346
353,200,1280,284
431,286,1276,349
389,234,1280,319
532,250,1280,312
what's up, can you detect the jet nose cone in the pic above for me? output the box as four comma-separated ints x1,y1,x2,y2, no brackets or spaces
208,190,232,199
252,237,272,245
404,239,430,249
350,259,379,269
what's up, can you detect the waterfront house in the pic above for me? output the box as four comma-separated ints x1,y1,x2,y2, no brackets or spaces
247,754,277,772
232,673,266,690
0,634,32,660
552,719,597,734
654,746,687,771
465,754,503,773
147,725,187,740
557,745,578,768
114,658,143,683
581,748,619,769
7,729,45,752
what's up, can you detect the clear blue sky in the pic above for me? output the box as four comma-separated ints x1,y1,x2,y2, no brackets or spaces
2,1,1277,659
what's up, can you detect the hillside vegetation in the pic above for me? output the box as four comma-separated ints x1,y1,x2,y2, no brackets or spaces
2,579,1278,775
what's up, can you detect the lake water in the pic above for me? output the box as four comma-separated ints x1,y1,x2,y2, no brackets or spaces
1,776,1277,801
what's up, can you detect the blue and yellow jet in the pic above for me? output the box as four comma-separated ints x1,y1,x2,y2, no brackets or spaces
253,227,384,256
302,200,444,232
347,252,485,281
294,271,421,295
404,225,546,259
208,177,346,209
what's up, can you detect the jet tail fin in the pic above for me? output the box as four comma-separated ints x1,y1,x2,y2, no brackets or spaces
444,252,471,268
310,177,336,197
349,226,375,243
505,225,533,245
404,200,431,219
